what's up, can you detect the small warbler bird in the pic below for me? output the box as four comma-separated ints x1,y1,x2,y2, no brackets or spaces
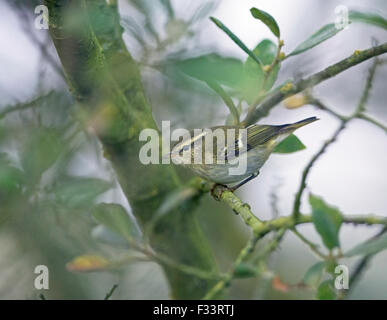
170,117,318,190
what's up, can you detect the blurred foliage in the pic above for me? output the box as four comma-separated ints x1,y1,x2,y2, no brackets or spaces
273,134,305,153
310,194,343,250
250,7,281,38
0,0,387,299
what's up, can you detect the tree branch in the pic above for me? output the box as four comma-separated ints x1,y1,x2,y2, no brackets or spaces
256,214,387,237
345,226,387,299
44,0,218,299
103,284,118,300
202,236,259,299
357,113,387,133
206,81,240,125
242,42,387,126
0,91,57,119
309,98,348,121
291,227,327,259
212,186,264,230
355,58,379,114
292,121,347,220
193,182,387,240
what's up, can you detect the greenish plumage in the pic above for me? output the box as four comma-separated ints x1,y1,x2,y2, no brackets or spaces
170,117,318,186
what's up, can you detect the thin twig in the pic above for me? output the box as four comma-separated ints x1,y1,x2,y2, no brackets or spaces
269,180,282,219
212,186,264,230
357,113,387,133
265,39,284,75
125,236,225,281
253,228,287,263
309,98,348,121
292,121,347,220
243,42,387,126
356,58,379,114
344,226,387,299
310,98,387,134
104,284,118,300
202,236,260,299
16,8,65,80
0,91,57,119
247,39,284,117
193,181,387,236
261,39,284,90
291,227,327,259
206,81,240,125
150,249,225,281
255,214,387,238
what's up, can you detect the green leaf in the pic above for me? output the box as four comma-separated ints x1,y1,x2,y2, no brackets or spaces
92,203,139,240
54,177,111,209
345,232,387,257
325,259,338,274
0,125,6,142
210,16,263,66
303,262,325,288
288,23,344,57
273,134,306,154
249,39,278,66
316,280,336,300
310,194,343,249
226,103,242,125
233,262,257,278
241,39,280,102
175,54,245,89
349,10,387,30
250,7,280,38
21,128,61,184
0,153,24,193
159,0,174,19
173,39,279,104
91,225,130,248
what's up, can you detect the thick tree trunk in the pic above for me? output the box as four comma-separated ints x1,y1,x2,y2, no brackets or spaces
44,0,218,299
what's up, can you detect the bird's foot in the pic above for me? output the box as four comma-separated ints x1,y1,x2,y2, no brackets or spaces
211,183,232,201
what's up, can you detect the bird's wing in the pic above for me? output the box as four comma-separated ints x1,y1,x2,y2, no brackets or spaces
220,125,281,161
245,125,282,150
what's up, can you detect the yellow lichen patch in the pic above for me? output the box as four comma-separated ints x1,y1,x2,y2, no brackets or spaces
90,101,119,135
127,126,138,140
262,65,271,73
353,50,362,56
283,93,308,109
66,254,110,273
103,149,111,159
280,82,294,94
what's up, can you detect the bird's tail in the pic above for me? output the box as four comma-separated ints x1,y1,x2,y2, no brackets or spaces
279,116,319,133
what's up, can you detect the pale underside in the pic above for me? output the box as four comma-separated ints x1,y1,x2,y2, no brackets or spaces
173,126,290,184
170,117,318,185
188,146,271,184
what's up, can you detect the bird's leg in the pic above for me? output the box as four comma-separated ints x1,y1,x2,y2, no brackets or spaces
210,183,228,200
229,171,260,192
211,171,260,200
